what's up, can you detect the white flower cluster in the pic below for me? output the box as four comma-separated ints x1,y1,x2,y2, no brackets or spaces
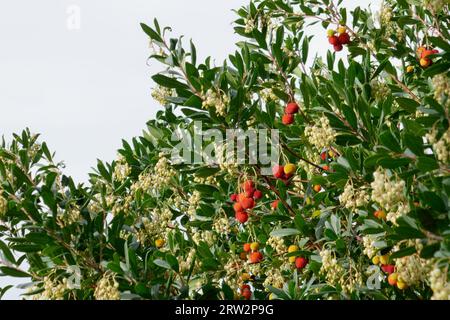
192,229,215,246
201,88,230,117
362,236,377,259
319,249,344,286
260,88,279,102
297,148,322,176
378,4,392,25
244,18,255,33
339,182,369,212
432,74,450,107
151,85,174,106
57,204,81,227
215,143,239,177
0,192,7,219
371,168,409,224
179,248,197,273
132,154,176,193
213,216,231,235
292,180,305,197
31,276,69,300
187,191,201,218
428,265,450,300
371,80,391,101
138,207,173,243
263,268,285,289
193,175,217,186
113,156,131,182
395,254,428,286
304,116,336,150
267,236,286,255
111,195,132,216
424,0,449,13
426,128,450,164
94,273,120,300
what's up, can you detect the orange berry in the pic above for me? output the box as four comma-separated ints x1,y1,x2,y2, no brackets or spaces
282,113,294,125
243,243,251,252
313,185,322,192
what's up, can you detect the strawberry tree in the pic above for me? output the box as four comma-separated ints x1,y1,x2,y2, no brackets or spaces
0,0,449,300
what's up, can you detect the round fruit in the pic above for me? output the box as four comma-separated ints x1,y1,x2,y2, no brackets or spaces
253,190,263,200
397,281,407,290
334,44,343,52
372,256,380,265
380,255,389,265
230,194,238,202
338,33,350,45
417,46,426,56
233,202,244,213
322,165,330,171
420,58,431,68
272,165,285,179
271,200,279,210
243,180,255,192
245,189,255,198
239,251,247,260
295,256,308,269
235,211,249,223
243,243,251,252
338,25,347,34
241,273,251,281
374,210,386,220
238,193,247,203
328,35,340,45
249,251,263,263
326,29,335,37
241,284,250,291
241,197,255,210
250,242,259,251
282,113,294,125
388,273,398,286
284,163,296,175
285,102,300,114
155,238,165,248
381,264,395,274
313,185,322,192
288,245,299,253
421,49,435,59
406,65,414,73
320,151,327,161
242,288,251,300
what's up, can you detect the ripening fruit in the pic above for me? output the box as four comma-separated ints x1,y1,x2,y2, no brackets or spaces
233,202,244,213
322,165,330,171
372,256,380,265
374,210,386,220
250,242,259,251
328,35,340,45
320,151,327,161
328,150,335,157
242,288,251,300
241,197,255,210
272,165,285,179
388,273,398,286
243,180,255,193
420,58,431,68
338,25,347,34
241,273,251,281
238,193,247,204
284,163,296,176
313,185,322,192
406,65,414,73
381,264,395,274
253,190,263,200
338,32,350,45
282,113,295,125
235,211,249,223
397,281,407,290
230,194,238,202
326,29,335,37
249,251,263,263
421,49,437,59
155,238,165,248
334,44,343,52
380,255,390,265
288,245,299,263
239,251,247,260
285,102,300,114
243,243,251,252
295,256,308,270
271,200,279,210
241,284,250,291
417,46,426,56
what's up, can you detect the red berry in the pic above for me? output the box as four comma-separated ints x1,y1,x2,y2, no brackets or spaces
381,264,395,274
235,211,249,223
241,197,255,210
253,190,263,200
272,165,284,179
328,35,340,45
243,243,251,252
243,180,255,192
338,33,350,45
320,151,327,161
271,200,279,210
322,165,330,171
282,114,294,125
295,256,308,269
242,288,251,300
334,44,343,52
241,284,250,291
249,251,263,263
230,194,238,202
285,102,299,114
233,202,244,213
245,189,255,198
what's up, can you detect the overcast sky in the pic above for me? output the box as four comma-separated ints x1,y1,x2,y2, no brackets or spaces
0,0,380,300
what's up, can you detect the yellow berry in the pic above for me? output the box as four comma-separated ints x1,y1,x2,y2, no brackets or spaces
284,163,296,175
288,245,299,253
372,256,380,265
241,273,251,281
397,281,407,290
327,29,335,37
380,255,389,265
155,238,165,248
406,65,414,73
338,26,347,34
250,242,259,251
388,273,398,286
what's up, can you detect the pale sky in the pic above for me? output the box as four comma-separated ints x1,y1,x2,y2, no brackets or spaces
0,0,380,300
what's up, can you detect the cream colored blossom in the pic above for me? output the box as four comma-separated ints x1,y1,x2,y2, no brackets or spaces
263,268,285,289
339,182,369,212
94,272,120,300
304,116,336,150
428,265,450,300
395,254,429,286
320,249,344,286
201,88,229,116
57,204,81,227
213,216,231,235
362,236,378,259
371,80,391,101
267,236,286,255
113,156,131,182
187,191,201,218
151,85,174,106
426,128,450,164
0,192,7,219
31,276,69,300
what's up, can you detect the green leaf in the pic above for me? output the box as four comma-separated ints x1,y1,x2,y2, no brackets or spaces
0,267,30,278
395,97,419,113
390,246,416,260
152,74,189,90
270,228,301,237
153,259,171,270
0,240,16,265
417,156,439,172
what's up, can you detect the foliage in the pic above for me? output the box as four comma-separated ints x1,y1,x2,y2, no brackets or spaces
1,0,450,300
